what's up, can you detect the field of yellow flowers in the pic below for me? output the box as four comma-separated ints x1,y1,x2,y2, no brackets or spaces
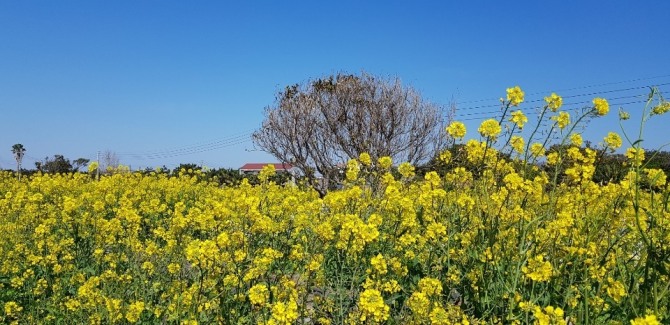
2,88,669,324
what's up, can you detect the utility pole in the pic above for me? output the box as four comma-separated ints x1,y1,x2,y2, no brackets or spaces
96,151,100,180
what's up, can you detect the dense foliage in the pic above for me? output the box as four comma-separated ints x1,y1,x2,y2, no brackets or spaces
1,87,669,324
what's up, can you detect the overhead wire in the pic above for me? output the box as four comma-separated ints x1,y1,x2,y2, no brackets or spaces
458,99,650,122
455,82,670,112
83,75,670,161
117,129,253,155
118,134,253,160
116,130,254,159
454,87,668,122
455,74,670,105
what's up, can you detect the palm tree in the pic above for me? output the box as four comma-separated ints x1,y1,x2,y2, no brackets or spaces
12,144,26,181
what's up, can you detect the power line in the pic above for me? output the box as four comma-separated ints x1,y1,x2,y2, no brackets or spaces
456,74,670,105
457,99,650,122
21,77,667,164
117,130,253,155
454,85,668,121
454,92,652,120
117,136,253,160
0,156,14,168
122,134,251,158
116,130,254,158
455,82,670,112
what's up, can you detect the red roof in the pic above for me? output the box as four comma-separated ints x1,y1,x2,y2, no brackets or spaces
239,163,293,171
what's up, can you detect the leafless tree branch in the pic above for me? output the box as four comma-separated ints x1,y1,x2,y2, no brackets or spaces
253,72,451,195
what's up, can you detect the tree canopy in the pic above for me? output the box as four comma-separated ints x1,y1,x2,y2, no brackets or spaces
11,143,26,180
253,72,450,194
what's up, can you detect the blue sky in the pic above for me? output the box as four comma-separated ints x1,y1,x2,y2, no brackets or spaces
1,1,669,170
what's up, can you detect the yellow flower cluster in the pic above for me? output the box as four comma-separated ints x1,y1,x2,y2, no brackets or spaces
593,97,610,116
626,147,645,167
447,121,467,139
630,314,661,325
533,305,566,325
478,119,502,138
507,86,525,106
604,132,623,149
510,110,528,129
570,133,583,147
1,87,668,324
249,283,270,306
651,101,670,115
346,159,360,181
268,299,299,325
358,289,390,322
510,135,525,154
544,92,563,111
522,254,553,282
606,277,627,303
551,111,571,129
378,156,393,169
359,152,372,166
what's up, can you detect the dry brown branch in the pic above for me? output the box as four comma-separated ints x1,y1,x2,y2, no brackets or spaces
253,72,451,195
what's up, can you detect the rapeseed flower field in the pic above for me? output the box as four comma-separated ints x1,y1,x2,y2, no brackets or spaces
1,87,669,324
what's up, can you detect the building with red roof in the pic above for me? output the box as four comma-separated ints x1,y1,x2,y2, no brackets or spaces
238,163,294,175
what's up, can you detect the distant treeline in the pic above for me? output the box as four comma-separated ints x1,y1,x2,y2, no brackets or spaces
4,147,669,188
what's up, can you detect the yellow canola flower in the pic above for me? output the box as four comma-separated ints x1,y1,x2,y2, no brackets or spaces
4,301,23,317
446,121,467,139
64,298,81,312
630,314,661,325
418,277,443,297
378,156,393,169
544,93,563,111
522,255,553,282
429,306,450,325
506,86,525,106
359,152,372,166
570,133,583,147
478,119,502,138
533,305,566,325
249,284,270,306
259,164,276,182
645,168,667,188
268,299,299,325
370,254,388,275
87,161,99,173
406,291,430,317
530,143,546,157
511,136,525,154
358,289,390,322
626,147,645,167
167,263,181,274
346,159,360,181
604,132,622,150
439,150,452,164
398,162,415,178
593,97,610,116
651,101,670,115
125,301,145,323
509,110,528,129
551,111,570,129
606,278,627,303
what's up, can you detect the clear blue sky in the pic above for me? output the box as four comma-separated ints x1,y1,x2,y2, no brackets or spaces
1,1,669,170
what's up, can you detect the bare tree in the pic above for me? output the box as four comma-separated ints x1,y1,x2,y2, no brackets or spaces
253,72,451,195
100,150,120,174
11,144,26,181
